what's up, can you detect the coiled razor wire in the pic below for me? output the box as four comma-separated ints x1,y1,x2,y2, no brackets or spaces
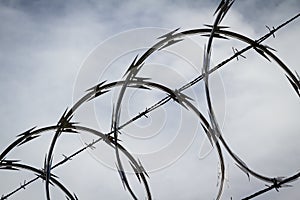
1,0,300,199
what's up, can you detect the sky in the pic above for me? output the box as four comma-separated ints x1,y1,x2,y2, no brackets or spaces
0,0,300,199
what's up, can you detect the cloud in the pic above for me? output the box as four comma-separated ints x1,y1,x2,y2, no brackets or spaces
0,1,299,199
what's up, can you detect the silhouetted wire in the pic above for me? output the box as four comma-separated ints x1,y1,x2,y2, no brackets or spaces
1,1,300,199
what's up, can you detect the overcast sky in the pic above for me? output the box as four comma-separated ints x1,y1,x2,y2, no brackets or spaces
1,0,300,199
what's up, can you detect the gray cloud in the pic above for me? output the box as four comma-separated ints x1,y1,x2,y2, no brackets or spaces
0,1,299,199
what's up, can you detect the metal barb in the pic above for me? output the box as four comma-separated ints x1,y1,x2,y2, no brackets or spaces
266,25,276,38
